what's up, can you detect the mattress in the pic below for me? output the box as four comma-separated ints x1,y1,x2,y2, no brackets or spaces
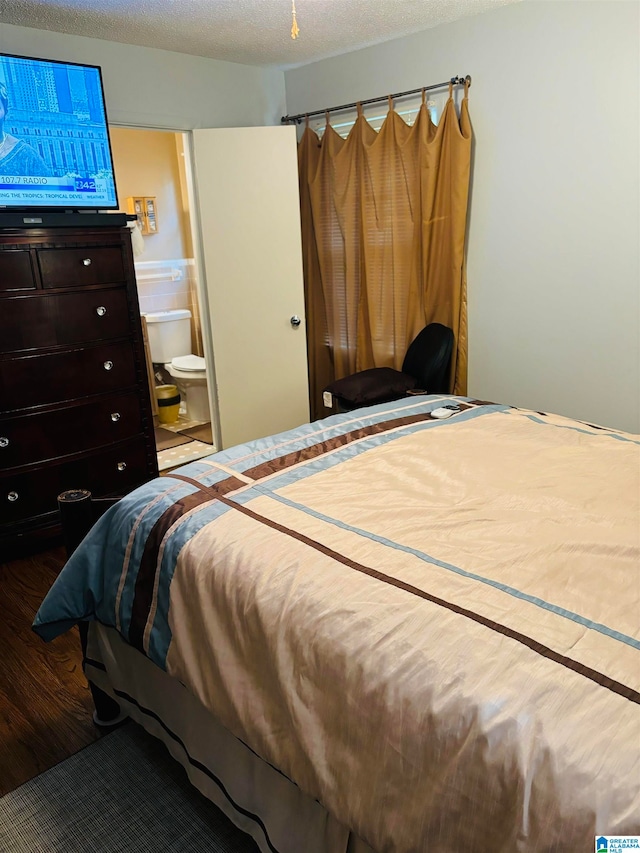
34,395,640,852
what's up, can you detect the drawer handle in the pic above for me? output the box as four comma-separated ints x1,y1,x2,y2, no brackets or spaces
103,360,113,371
111,412,121,422
7,491,19,502
117,461,127,472
82,258,92,266
96,306,107,317
0,437,8,448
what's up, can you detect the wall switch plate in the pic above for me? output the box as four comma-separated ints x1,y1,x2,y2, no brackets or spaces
323,391,333,408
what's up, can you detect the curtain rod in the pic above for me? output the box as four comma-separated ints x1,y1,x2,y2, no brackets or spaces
281,75,471,124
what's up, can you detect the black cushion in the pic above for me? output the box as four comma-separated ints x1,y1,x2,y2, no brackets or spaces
325,367,417,406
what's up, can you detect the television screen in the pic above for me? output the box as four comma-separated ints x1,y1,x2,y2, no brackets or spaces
0,53,118,210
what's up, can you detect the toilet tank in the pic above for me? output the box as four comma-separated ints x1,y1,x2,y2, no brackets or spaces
144,309,192,363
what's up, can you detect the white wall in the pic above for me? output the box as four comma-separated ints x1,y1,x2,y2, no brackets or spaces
0,22,286,128
285,1,640,433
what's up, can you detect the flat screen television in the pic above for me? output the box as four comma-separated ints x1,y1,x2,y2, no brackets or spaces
0,52,118,211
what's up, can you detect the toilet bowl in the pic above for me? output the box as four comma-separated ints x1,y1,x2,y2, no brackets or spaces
144,309,210,424
165,355,210,423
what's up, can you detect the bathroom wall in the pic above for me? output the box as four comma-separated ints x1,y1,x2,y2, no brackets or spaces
109,127,203,355
109,126,189,262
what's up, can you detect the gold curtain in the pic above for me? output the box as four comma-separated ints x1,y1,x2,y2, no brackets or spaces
298,85,472,420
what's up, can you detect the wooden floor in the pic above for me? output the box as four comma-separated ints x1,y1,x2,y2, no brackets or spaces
0,544,104,796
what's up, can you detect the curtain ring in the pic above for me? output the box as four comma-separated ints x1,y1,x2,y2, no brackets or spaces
448,79,454,98
304,114,309,128
325,110,330,126
464,77,470,99
388,94,393,111
421,88,426,106
356,102,363,117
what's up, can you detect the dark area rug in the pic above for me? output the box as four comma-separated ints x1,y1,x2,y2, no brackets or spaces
0,722,259,852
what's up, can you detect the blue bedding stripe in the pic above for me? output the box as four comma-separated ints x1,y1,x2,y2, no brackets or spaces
518,412,640,445
228,401,500,497
263,491,640,651
192,395,481,483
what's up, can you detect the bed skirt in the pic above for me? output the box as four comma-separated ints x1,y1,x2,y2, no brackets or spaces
86,623,376,853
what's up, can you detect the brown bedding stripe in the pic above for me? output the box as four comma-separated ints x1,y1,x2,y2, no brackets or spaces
128,474,246,652
242,402,478,482
211,492,640,707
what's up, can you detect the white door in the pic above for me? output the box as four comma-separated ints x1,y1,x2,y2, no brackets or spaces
190,126,309,449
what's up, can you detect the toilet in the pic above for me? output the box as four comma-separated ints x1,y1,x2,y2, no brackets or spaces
144,309,211,424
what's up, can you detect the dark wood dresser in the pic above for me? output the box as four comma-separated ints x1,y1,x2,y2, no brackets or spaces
0,224,158,556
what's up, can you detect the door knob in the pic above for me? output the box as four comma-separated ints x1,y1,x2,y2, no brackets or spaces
96,306,107,316
290,315,301,328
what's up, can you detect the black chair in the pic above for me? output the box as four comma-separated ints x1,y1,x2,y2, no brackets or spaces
324,322,454,411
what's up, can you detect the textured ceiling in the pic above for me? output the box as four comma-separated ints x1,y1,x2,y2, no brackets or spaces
2,0,520,69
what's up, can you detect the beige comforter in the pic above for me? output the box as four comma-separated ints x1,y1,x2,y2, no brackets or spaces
36,398,640,851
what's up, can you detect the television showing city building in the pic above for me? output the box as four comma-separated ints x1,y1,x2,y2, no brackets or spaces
0,53,118,209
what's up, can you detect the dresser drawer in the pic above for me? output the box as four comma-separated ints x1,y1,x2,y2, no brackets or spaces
0,392,144,471
0,437,151,525
1,341,138,412
38,246,126,288
0,288,131,354
0,250,36,292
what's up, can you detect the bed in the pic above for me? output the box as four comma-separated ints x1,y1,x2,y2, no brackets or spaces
33,395,640,853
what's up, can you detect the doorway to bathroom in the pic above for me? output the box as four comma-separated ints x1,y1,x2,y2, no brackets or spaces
109,126,216,471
